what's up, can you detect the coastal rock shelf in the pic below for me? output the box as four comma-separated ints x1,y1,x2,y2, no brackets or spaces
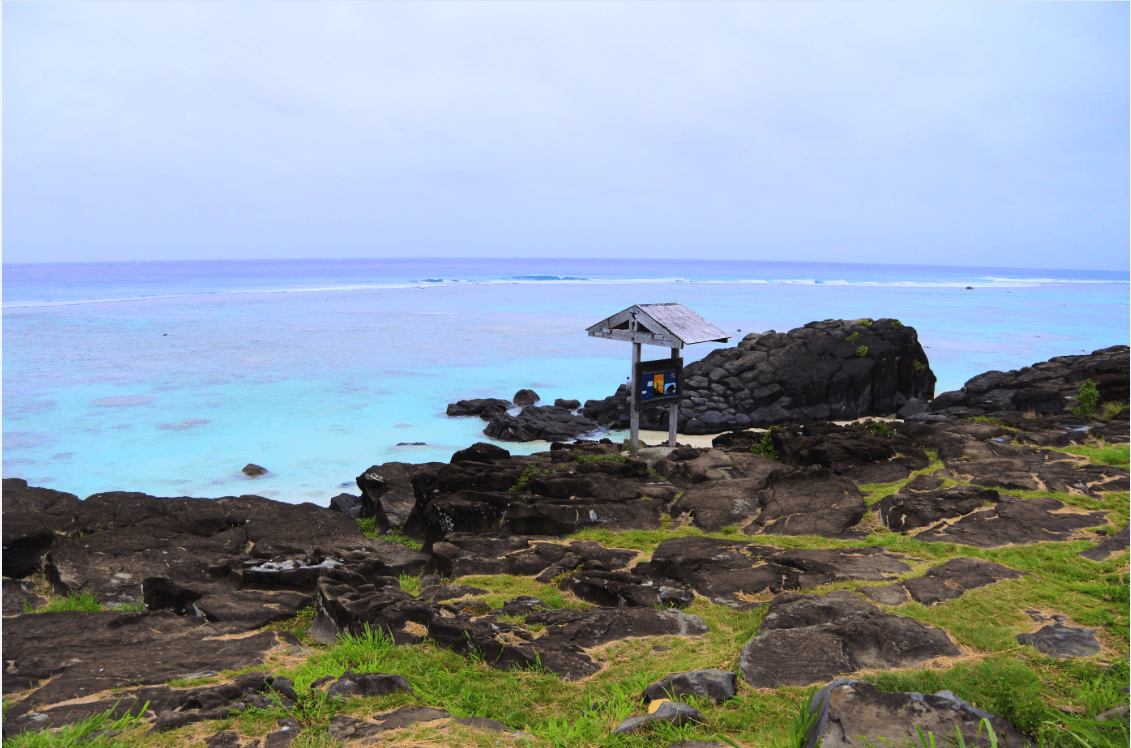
2,359,1127,746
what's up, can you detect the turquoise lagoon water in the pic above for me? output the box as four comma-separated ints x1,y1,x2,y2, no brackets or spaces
3,259,1127,504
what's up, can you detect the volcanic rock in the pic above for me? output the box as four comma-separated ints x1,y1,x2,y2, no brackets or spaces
742,466,867,538
612,700,704,735
641,537,912,606
513,389,541,406
446,398,513,419
584,318,936,433
739,591,961,688
560,569,694,609
803,679,1031,748
911,496,1108,548
484,405,600,442
901,557,1031,606
1079,523,1129,561
643,670,737,704
928,345,1129,418
1017,624,1100,658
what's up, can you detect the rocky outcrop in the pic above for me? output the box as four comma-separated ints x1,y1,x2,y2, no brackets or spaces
924,345,1129,419
484,405,600,442
739,590,962,688
803,679,1032,748
584,318,936,433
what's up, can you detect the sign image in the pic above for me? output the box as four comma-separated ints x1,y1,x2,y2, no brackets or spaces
634,357,683,409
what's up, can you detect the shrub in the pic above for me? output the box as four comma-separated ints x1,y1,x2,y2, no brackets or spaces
846,332,860,343
890,320,903,328
913,360,928,373
1070,379,1099,416
749,429,779,459
855,345,869,357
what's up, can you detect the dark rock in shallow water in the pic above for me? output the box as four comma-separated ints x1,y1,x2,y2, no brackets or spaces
484,405,599,442
513,388,540,406
739,591,961,688
584,318,935,433
242,464,268,477
803,679,1031,748
554,398,581,410
445,397,513,419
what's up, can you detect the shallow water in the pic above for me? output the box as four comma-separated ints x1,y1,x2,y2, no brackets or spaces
4,259,1126,503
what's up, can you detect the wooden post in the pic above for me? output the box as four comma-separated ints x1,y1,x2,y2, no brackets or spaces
630,341,641,450
668,346,679,447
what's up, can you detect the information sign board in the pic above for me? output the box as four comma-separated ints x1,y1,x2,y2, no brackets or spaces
634,357,683,409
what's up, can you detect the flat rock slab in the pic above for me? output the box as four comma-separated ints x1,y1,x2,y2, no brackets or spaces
1079,523,1129,561
741,466,867,538
427,533,637,579
855,583,910,607
2,579,46,616
739,591,961,688
612,700,704,735
901,557,1031,606
911,496,1107,548
876,478,999,532
644,670,737,704
328,705,526,743
2,610,294,722
804,679,1032,748
1017,624,1100,658
562,569,694,609
642,536,913,605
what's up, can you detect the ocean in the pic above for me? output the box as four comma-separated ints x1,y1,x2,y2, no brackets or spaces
3,258,1127,504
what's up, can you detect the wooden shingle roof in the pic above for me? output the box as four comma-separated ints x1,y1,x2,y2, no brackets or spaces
586,303,730,348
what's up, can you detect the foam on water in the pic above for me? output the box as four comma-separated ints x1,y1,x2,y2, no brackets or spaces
4,259,1127,504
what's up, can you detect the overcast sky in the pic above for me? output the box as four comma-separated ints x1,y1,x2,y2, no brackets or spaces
4,1,1128,269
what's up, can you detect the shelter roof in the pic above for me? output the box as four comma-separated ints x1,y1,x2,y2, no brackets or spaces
586,303,730,348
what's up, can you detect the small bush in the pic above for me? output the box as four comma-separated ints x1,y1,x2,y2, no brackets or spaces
855,345,869,357
1100,399,1126,419
1070,380,1099,416
913,360,928,373
846,332,859,343
749,429,779,460
890,320,903,328
861,419,893,437
855,319,873,327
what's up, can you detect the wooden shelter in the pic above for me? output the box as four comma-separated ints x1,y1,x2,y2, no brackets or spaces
587,304,729,448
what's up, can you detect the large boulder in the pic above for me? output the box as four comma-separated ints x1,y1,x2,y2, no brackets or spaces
584,318,936,433
483,405,600,442
927,345,1129,418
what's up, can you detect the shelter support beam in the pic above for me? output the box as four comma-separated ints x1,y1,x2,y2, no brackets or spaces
669,346,679,447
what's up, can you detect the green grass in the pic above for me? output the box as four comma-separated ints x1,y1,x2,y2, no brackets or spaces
23,591,144,614
1051,443,1129,471
8,437,1129,748
357,519,423,550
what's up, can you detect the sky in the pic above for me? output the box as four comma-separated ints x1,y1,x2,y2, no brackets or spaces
3,1,1129,269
